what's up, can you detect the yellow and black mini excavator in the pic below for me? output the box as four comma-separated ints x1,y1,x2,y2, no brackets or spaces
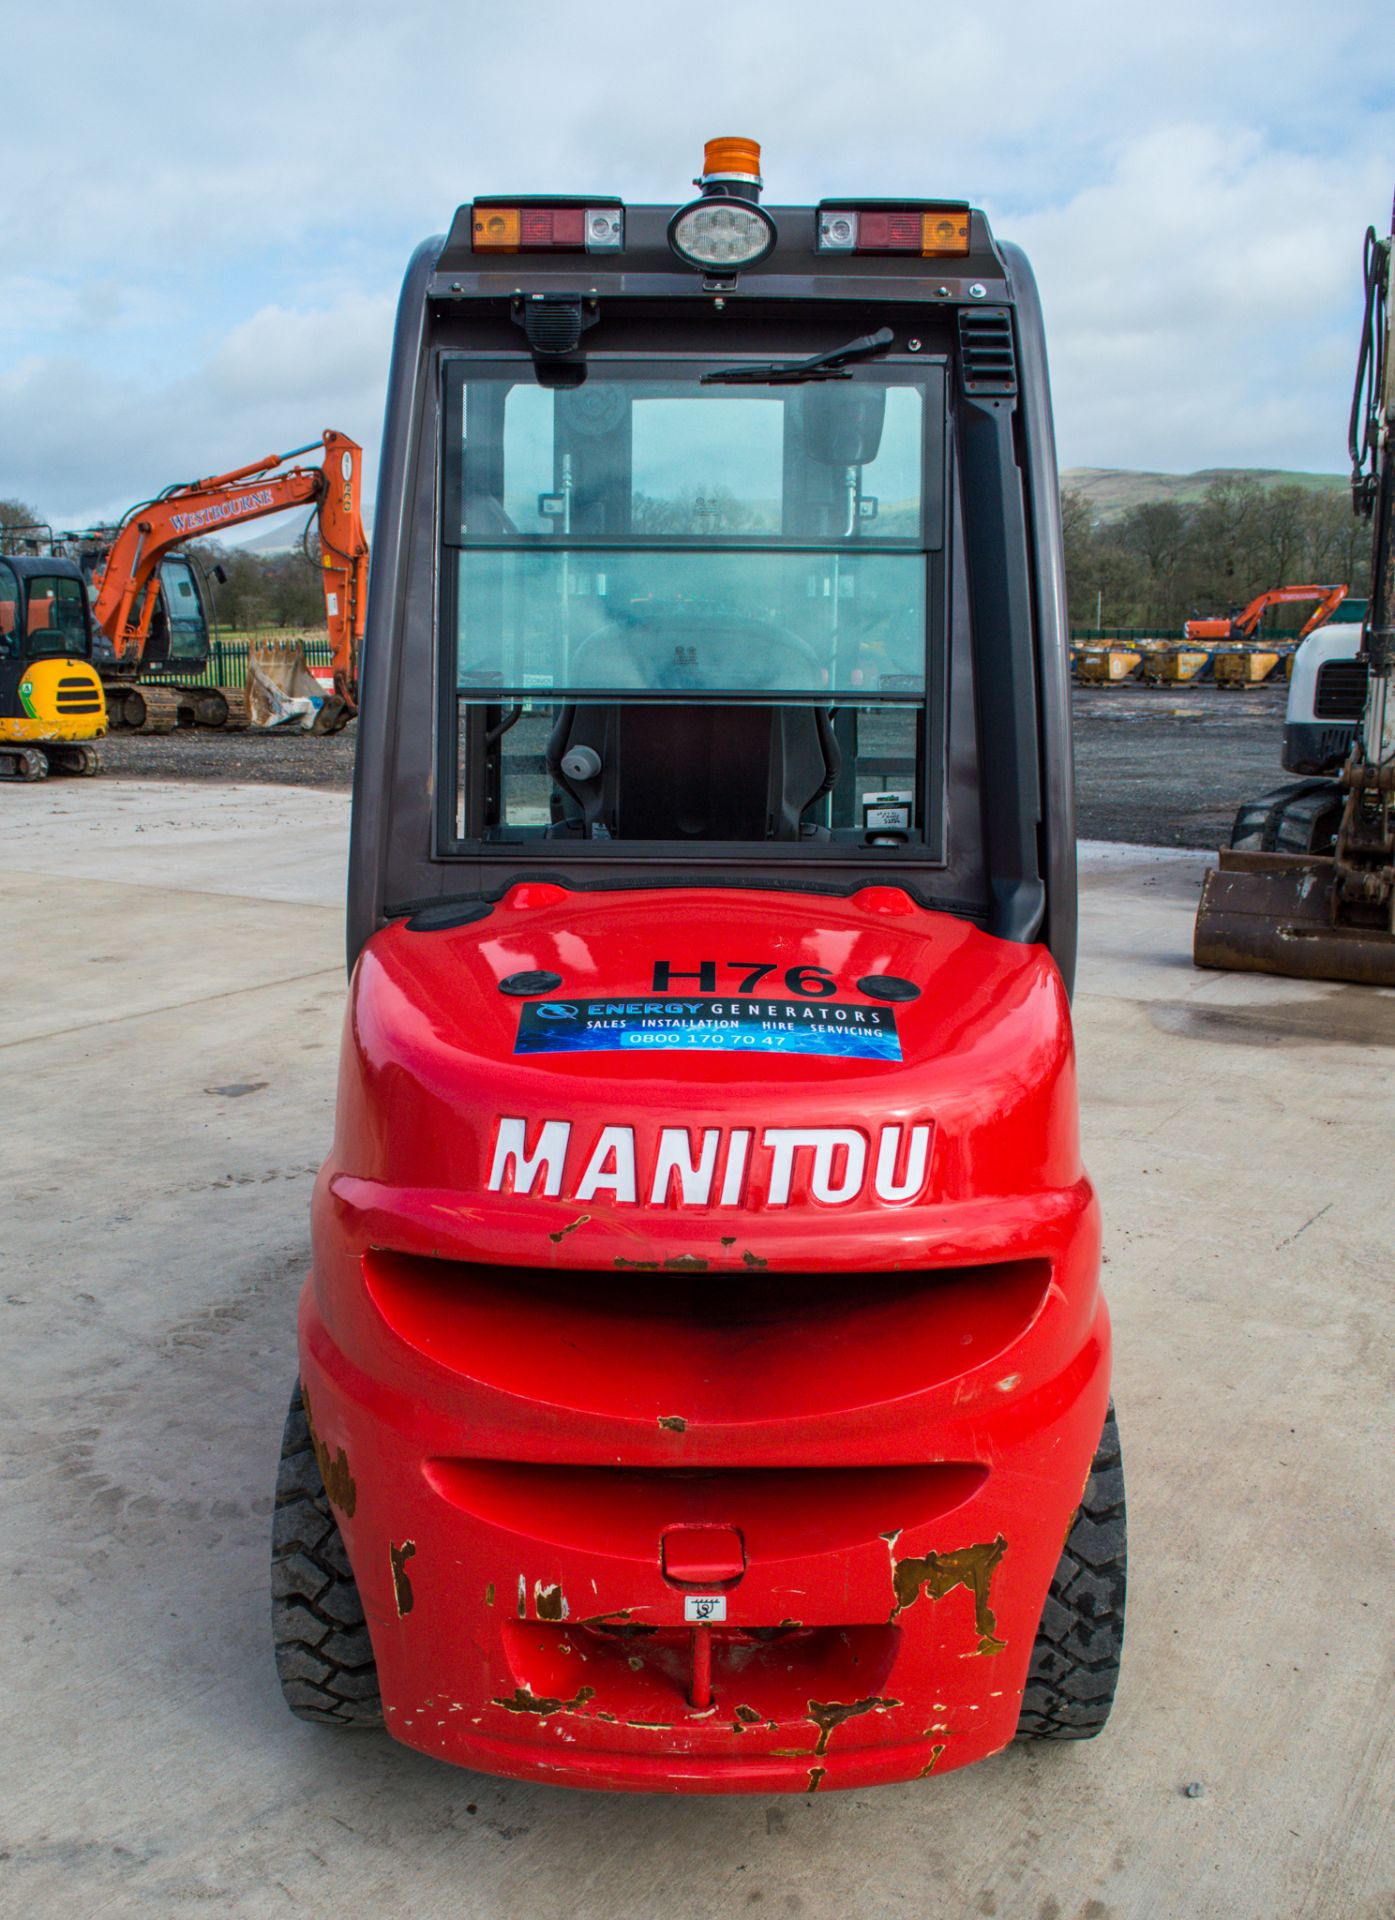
1195,193,1395,986
0,555,106,781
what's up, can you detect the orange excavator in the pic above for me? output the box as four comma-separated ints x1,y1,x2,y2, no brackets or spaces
1184,582,1349,646
89,430,368,733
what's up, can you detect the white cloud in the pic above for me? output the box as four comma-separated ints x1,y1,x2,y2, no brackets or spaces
0,295,393,525
1,0,1391,514
1015,124,1393,469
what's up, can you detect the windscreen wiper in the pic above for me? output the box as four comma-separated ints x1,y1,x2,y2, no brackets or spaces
700,326,896,385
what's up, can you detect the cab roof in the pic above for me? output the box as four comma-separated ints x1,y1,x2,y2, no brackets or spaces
2,555,86,581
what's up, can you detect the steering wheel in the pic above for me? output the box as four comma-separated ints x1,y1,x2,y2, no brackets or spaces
568,604,826,692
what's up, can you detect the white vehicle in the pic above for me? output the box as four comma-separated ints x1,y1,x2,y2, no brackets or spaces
1231,615,1368,854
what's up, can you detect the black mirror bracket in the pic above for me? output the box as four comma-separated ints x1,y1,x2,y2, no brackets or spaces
511,294,599,389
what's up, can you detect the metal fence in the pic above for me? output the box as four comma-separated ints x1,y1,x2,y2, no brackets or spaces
1069,627,1188,643
182,637,336,688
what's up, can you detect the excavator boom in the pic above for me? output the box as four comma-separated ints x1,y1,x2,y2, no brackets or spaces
1184,582,1348,645
91,430,368,706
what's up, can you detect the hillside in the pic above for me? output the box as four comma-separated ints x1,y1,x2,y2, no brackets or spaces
1061,467,1348,522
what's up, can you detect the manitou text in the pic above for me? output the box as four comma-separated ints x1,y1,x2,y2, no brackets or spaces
485,1117,935,1209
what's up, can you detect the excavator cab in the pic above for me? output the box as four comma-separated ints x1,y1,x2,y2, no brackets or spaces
0,555,105,781
142,556,213,672
271,141,1125,1792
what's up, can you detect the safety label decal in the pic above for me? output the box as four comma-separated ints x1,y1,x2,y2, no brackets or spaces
514,997,901,1061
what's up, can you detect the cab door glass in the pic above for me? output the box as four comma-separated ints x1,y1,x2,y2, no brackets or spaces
0,561,19,658
158,559,210,665
24,575,88,657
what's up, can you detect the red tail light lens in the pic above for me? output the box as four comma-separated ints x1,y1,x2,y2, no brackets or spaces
858,211,922,251
520,207,586,248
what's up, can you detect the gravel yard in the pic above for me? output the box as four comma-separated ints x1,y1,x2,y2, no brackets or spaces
87,683,1293,848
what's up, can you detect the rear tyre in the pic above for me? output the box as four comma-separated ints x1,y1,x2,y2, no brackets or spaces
270,1380,383,1728
1015,1403,1126,1741
1230,778,1343,856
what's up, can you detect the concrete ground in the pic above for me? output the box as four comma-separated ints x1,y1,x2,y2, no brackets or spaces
3,781,1392,1920
88,679,1293,851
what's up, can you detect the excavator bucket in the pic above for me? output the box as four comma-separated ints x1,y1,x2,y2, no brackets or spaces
246,640,350,734
1194,848,1395,985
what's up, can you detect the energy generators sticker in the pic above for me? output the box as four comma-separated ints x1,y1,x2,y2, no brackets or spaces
515,997,902,1061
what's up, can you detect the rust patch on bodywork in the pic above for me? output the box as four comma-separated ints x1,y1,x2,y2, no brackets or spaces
920,1743,947,1777
664,1254,709,1272
573,1607,635,1627
614,1257,660,1271
734,1704,762,1725
485,1581,495,1607
492,1684,596,1718
807,1695,901,1757
548,1213,591,1244
302,1389,357,1518
742,1249,768,1269
534,1581,567,1621
807,1765,826,1792
658,1414,688,1433
389,1539,416,1616
890,1534,1008,1653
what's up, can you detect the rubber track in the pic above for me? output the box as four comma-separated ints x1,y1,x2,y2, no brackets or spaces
270,1382,383,1727
1015,1404,1126,1740
1231,779,1343,856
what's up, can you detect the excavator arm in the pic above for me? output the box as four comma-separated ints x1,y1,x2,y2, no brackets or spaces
90,430,368,706
1187,582,1349,644
1231,583,1349,641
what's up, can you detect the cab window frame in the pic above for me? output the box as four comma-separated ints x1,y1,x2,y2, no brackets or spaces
432,349,950,872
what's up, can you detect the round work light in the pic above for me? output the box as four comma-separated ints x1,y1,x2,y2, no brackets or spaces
668,197,777,272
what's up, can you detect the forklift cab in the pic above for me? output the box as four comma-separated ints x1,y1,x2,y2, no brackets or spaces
275,143,1123,1794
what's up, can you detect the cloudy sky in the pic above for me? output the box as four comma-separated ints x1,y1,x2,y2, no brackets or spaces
3,0,1391,527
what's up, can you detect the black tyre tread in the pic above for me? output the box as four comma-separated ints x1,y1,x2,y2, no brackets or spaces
271,1382,383,1728
1015,1404,1126,1742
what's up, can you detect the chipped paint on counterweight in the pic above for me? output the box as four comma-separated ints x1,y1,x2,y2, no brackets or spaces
492,1685,596,1718
301,1388,357,1518
889,1535,1009,1654
807,1695,901,1756
389,1539,417,1616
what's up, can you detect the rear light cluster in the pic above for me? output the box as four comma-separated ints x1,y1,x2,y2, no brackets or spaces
472,202,623,254
818,204,971,257
468,181,972,262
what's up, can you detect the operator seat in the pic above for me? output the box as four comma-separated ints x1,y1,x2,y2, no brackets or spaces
545,702,840,840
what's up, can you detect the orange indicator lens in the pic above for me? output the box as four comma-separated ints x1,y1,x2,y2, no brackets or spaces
921,210,970,256
472,207,521,252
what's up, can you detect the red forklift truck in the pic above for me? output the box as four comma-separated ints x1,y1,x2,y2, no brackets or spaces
271,140,1126,1792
